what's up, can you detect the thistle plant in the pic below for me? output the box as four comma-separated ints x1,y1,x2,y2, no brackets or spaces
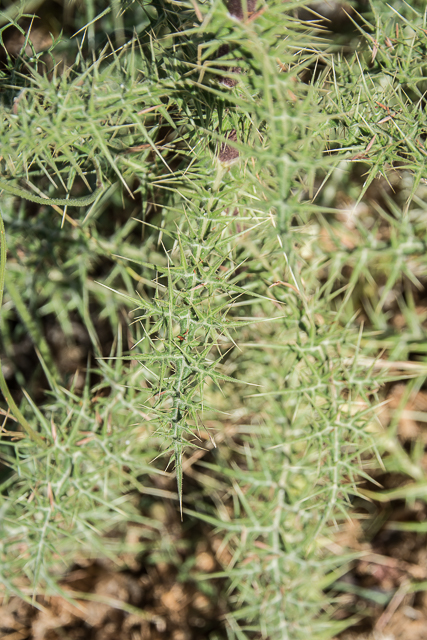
116,188,273,516
1,0,427,638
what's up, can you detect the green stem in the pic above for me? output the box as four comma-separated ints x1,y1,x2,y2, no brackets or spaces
0,212,45,447
0,158,103,208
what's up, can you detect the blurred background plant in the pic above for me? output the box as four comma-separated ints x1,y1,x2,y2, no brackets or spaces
1,0,427,639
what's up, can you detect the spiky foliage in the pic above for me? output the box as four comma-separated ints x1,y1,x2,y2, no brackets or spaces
1,0,427,638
